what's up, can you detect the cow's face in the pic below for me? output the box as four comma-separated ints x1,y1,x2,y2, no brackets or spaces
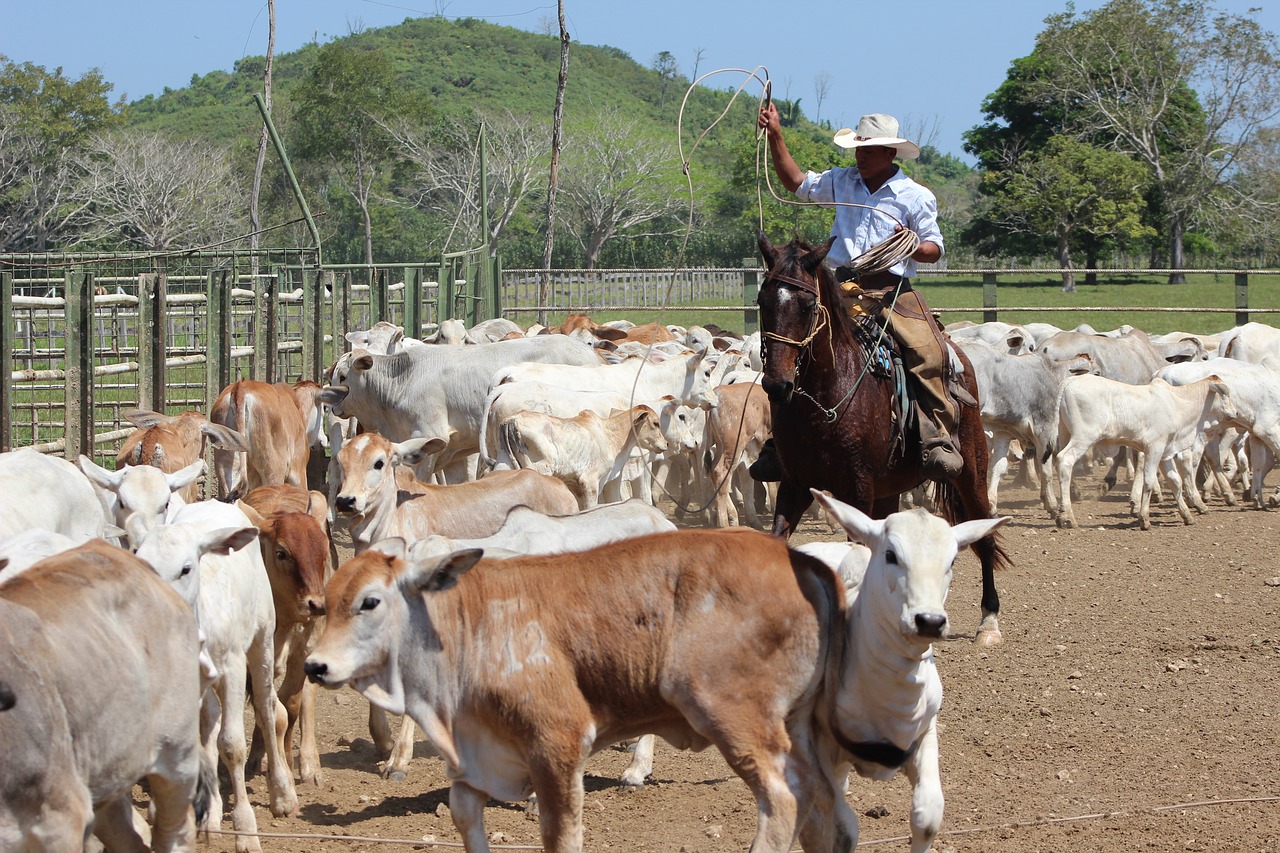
134,522,258,609
684,352,720,408
304,541,481,714
261,512,330,618
332,434,444,516
812,491,1009,642
657,399,701,452
633,408,669,454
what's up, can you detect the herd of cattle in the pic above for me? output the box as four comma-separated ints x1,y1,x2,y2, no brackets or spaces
1,309,1278,852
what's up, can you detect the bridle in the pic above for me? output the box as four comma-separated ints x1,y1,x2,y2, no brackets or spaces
759,272,831,352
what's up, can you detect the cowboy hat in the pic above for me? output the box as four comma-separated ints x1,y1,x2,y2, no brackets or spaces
833,114,921,160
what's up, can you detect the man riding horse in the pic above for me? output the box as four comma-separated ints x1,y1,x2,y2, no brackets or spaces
753,105,968,482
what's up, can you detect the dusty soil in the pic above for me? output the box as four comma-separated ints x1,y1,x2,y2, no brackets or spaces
192,471,1280,853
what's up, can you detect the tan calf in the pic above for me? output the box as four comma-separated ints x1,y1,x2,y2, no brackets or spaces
211,380,311,500
239,484,332,787
305,530,854,853
0,541,214,852
116,409,247,502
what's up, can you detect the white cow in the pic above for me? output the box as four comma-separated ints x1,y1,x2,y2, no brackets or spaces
945,321,1036,355
0,540,215,852
1157,357,1280,508
1054,374,1238,530
499,405,669,509
480,381,631,470
0,450,106,543
813,491,1010,853
133,500,299,853
1218,321,1280,363
319,336,600,483
493,348,719,411
78,455,203,548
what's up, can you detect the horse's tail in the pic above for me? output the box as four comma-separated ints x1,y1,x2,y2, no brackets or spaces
934,479,1014,572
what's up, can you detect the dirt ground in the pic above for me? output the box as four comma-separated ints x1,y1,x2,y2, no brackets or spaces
191,469,1280,853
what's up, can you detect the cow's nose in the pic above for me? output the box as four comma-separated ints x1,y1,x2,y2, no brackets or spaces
304,596,326,617
303,660,329,683
335,495,356,513
914,613,947,638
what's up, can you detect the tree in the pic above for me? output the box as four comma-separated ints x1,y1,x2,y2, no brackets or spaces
558,110,686,269
1033,0,1280,281
66,130,243,251
291,42,418,266
386,108,549,257
0,55,123,251
539,0,569,324
652,51,679,111
690,47,707,82
812,71,833,125
984,136,1154,291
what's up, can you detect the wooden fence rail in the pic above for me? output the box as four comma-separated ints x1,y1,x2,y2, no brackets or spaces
4,254,1280,460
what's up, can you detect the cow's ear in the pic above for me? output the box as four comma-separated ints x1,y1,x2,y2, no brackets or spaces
403,548,482,594
951,516,1011,550
201,526,258,556
124,408,169,429
394,437,447,465
236,500,266,529
316,386,350,406
168,458,205,492
78,454,122,490
351,351,375,372
201,422,250,452
371,537,407,561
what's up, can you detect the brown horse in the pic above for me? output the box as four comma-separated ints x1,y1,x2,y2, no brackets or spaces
756,232,1010,644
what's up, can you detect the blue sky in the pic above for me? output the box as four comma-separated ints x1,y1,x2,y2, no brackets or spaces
6,0,1280,160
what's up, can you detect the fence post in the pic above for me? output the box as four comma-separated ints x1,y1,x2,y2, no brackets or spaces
331,271,349,364
403,266,423,341
742,258,759,335
440,256,457,321
64,267,95,461
490,254,503,322
302,266,322,383
371,268,388,323
138,272,167,412
0,270,11,451
206,269,233,404
1235,273,1250,327
983,273,998,324
254,269,278,382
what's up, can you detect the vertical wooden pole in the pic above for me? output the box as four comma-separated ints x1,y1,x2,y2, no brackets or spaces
331,271,349,366
138,272,168,412
206,269,233,405
1235,273,1249,327
742,257,759,335
64,268,95,461
254,268,278,382
371,267,388,324
0,271,12,451
983,273,998,324
302,266,322,382
404,266,423,341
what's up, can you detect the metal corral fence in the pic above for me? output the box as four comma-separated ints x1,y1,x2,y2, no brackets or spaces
5,249,1279,462
0,248,507,464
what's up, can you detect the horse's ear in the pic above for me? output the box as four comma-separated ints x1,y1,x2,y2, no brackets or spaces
757,230,777,269
802,236,836,275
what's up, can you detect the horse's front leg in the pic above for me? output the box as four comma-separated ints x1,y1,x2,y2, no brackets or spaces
771,480,814,540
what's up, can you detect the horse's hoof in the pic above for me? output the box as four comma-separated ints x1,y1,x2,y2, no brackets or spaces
383,769,407,782
975,628,1003,647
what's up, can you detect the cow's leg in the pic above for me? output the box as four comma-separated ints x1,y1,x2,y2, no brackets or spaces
903,718,944,853
1137,450,1162,530
986,434,1012,511
528,759,587,853
449,781,493,852
1033,441,1058,516
369,703,396,755
147,768,202,853
247,633,299,818
92,795,149,853
1054,443,1086,529
214,658,263,853
1162,456,1196,525
279,632,322,786
619,734,655,789
383,716,417,781
199,690,225,839
794,726,857,853
1180,451,1209,514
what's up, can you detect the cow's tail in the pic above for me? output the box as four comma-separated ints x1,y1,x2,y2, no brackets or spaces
498,418,527,469
478,385,503,469
193,747,217,829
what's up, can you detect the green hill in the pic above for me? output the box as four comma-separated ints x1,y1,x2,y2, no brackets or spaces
121,16,977,267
